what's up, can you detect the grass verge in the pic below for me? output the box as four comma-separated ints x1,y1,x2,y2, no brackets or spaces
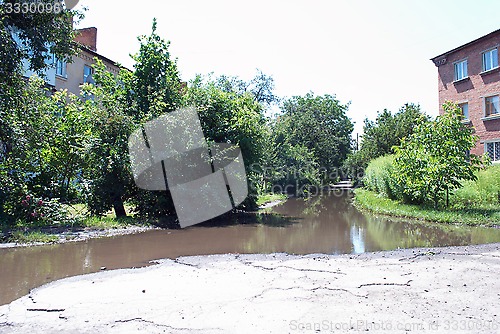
256,193,288,207
6,231,59,244
354,188,500,227
78,216,145,229
1,210,149,245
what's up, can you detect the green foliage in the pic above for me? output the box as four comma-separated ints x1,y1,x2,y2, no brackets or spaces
281,93,353,170
452,164,500,208
394,102,486,207
119,20,184,220
345,103,427,181
266,93,353,195
13,194,76,226
266,136,322,195
215,70,277,105
0,16,358,229
183,74,268,209
82,20,184,219
0,0,83,83
0,77,91,226
255,193,287,207
363,155,401,200
39,90,92,199
130,18,182,121
81,61,136,218
355,188,500,227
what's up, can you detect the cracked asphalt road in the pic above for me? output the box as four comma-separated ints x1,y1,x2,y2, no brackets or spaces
0,243,499,333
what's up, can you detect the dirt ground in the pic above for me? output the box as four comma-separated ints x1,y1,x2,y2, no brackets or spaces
0,243,499,333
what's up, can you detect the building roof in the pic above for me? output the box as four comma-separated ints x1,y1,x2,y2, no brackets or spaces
430,28,500,62
77,43,131,72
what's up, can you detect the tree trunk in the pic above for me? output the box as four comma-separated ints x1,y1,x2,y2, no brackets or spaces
446,189,449,208
113,198,127,218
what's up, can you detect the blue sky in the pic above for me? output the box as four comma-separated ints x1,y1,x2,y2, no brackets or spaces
76,0,500,135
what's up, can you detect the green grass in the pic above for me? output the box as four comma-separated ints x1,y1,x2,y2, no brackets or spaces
256,193,288,206
0,202,149,245
452,165,500,208
1,215,148,245
62,202,148,229
354,188,500,227
78,216,145,229
8,231,59,244
64,203,88,217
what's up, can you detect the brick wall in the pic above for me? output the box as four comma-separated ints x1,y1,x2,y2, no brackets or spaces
433,31,500,157
75,27,97,51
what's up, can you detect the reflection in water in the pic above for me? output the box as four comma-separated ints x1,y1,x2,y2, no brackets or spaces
351,225,365,254
1,191,499,305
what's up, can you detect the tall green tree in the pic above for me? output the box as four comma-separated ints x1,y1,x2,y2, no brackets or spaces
281,93,352,170
183,74,268,209
124,20,183,220
82,20,184,219
393,102,486,208
265,93,353,195
344,103,428,182
267,118,322,195
215,70,277,105
129,18,182,121
81,61,136,217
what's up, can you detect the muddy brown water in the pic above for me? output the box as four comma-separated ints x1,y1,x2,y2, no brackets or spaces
1,192,500,306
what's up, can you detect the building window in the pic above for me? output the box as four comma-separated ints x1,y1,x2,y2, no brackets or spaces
83,65,94,83
458,102,469,120
486,141,500,162
485,95,499,117
482,48,498,72
55,58,66,77
454,60,468,81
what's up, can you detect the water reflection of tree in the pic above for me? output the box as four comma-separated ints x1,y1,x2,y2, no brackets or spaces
198,193,500,254
240,193,355,254
345,207,500,252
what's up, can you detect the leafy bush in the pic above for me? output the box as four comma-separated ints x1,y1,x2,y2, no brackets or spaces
363,155,401,200
394,102,484,207
13,194,79,227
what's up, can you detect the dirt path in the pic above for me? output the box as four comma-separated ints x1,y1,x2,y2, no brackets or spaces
1,243,499,333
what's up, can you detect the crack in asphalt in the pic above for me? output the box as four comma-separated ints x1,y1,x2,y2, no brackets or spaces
250,286,304,299
239,260,346,276
251,285,368,300
310,286,368,298
399,252,440,261
113,317,222,332
357,280,413,289
174,259,201,268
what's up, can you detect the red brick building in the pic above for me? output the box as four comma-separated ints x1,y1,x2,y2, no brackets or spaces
431,29,500,162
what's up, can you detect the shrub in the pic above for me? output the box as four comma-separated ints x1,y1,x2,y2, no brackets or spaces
363,155,401,200
393,102,483,207
13,194,79,227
